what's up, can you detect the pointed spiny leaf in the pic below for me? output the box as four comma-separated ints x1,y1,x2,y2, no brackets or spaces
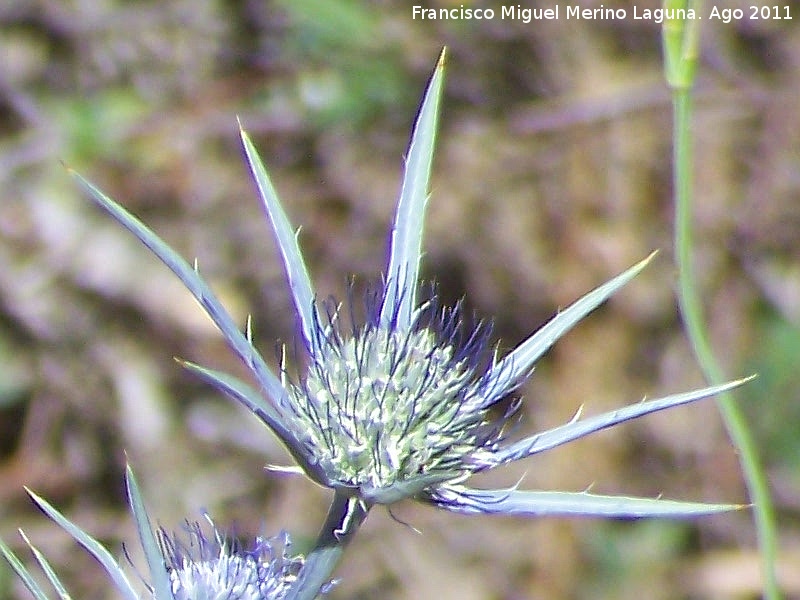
240,125,321,356
432,485,744,518
477,253,657,408
69,169,284,406
26,488,140,600
380,47,446,330
488,377,754,466
0,535,52,600
176,359,330,487
125,465,173,600
17,531,70,600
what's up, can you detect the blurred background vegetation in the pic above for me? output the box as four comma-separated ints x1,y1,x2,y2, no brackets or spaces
1,0,799,598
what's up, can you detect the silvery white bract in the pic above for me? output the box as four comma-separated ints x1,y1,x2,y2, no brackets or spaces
0,466,323,600
68,49,746,518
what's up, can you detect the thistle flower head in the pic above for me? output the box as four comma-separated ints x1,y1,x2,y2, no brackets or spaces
0,465,324,600
284,294,506,496
158,518,312,600
69,47,748,518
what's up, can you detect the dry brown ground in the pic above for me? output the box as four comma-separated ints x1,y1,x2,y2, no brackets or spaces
1,2,799,599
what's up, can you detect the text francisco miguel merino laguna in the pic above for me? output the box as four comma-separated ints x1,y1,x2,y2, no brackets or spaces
412,4,699,23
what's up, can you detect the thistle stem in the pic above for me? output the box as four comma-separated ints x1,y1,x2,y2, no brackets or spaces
286,490,372,600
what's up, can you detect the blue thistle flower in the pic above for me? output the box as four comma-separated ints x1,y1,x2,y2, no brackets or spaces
65,47,750,599
0,465,322,600
158,519,318,600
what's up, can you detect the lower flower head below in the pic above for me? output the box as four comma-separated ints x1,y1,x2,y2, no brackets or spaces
1,467,334,600
159,519,314,600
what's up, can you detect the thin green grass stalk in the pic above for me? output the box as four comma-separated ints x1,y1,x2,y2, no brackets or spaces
663,3,781,597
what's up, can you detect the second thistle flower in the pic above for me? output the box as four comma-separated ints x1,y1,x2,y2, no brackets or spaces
0,465,325,600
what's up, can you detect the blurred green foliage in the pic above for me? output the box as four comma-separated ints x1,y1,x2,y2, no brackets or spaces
278,0,416,126
49,90,149,164
745,312,800,470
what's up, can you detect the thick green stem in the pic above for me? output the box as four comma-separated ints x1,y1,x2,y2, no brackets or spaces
287,490,372,600
670,58,782,600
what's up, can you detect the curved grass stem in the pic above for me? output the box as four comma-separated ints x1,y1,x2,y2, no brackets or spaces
672,81,782,600
663,4,780,596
